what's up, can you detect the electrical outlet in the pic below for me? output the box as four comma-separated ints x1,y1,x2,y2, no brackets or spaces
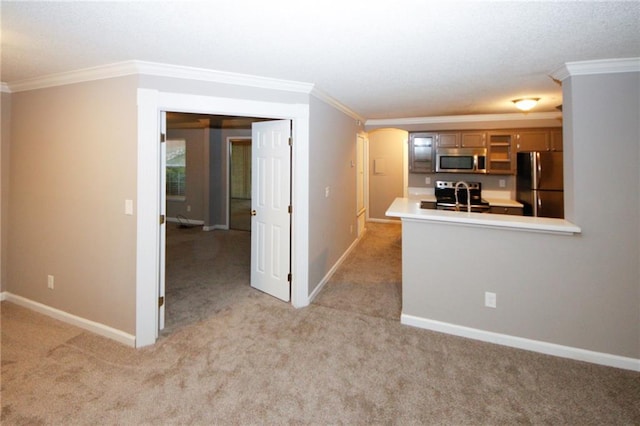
325,186,330,198
425,177,431,185
499,179,506,188
485,291,496,308
186,205,191,212
47,275,55,290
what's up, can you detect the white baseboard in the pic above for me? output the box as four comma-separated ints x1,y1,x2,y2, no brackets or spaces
167,217,205,226
401,314,640,372
2,293,136,347
202,224,229,231
308,235,362,303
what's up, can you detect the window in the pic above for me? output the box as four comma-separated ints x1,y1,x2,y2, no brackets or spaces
166,139,186,199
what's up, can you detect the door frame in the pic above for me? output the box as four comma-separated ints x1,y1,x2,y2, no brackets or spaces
227,136,253,230
136,89,310,347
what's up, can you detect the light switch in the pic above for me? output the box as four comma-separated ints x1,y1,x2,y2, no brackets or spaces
125,199,134,215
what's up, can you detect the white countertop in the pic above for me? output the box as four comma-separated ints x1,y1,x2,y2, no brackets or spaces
386,197,581,235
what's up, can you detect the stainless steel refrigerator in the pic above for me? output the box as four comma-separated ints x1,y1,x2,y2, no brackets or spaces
516,152,564,218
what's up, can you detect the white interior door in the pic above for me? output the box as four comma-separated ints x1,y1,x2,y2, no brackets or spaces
158,111,167,330
251,120,291,301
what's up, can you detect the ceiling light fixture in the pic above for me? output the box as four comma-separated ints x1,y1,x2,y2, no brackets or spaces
512,98,540,112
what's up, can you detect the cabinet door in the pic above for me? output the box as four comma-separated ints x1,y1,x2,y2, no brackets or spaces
516,130,549,152
550,129,563,151
437,132,459,148
489,206,523,215
461,132,486,147
487,132,515,174
409,132,436,173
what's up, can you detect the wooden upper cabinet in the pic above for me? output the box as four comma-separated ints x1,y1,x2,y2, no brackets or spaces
436,132,486,148
516,130,549,152
460,132,486,148
550,129,563,151
487,132,515,175
436,132,459,148
408,132,436,173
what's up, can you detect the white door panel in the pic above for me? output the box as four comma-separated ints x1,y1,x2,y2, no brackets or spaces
251,120,291,301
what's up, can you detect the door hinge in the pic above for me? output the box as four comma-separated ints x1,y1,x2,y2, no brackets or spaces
287,273,292,283
288,205,292,214
158,296,164,307
160,133,166,143
288,137,293,146
160,215,165,225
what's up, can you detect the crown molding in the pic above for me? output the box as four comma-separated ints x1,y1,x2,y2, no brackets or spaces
310,87,365,123
5,60,316,95
366,112,562,127
550,57,640,82
5,60,367,122
133,61,315,94
1,82,11,93
6,62,140,92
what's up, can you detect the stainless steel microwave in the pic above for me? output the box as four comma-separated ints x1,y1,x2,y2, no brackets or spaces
436,147,487,173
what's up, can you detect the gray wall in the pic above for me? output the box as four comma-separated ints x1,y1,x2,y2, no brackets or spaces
401,70,639,359
368,128,407,220
1,91,11,292
6,77,139,333
307,96,361,295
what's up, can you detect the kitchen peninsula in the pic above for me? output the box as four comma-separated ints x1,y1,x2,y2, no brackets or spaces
385,196,587,367
386,197,580,234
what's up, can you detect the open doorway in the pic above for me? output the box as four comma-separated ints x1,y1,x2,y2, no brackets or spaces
161,113,260,334
136,89,309,347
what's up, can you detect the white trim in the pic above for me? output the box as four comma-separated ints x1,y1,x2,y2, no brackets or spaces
6,60,316,94
167,217,205,226
0,291,7,301
310,87,365,123
3,293,136,347
401,314,640,372
0,82,10,93
308,235,362,303
202,224,229,231
4,60,366,123
136,88,162,347
366,112,561,127
551,57,640,82
7,62,140,92
135,61,314,94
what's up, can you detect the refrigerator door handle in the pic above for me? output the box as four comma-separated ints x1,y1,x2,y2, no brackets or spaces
536,152,542,189
537,196,542,216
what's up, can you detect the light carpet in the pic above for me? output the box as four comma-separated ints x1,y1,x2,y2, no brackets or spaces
1,223,639,424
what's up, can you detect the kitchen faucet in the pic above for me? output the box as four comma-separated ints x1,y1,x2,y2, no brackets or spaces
455,181,471,213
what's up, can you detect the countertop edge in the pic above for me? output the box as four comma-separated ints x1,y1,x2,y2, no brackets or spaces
386,198,581,236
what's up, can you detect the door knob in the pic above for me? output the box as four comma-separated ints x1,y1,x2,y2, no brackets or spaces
251,210,257,216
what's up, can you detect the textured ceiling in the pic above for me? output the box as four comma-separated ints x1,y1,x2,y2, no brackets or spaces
2,1,639,119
